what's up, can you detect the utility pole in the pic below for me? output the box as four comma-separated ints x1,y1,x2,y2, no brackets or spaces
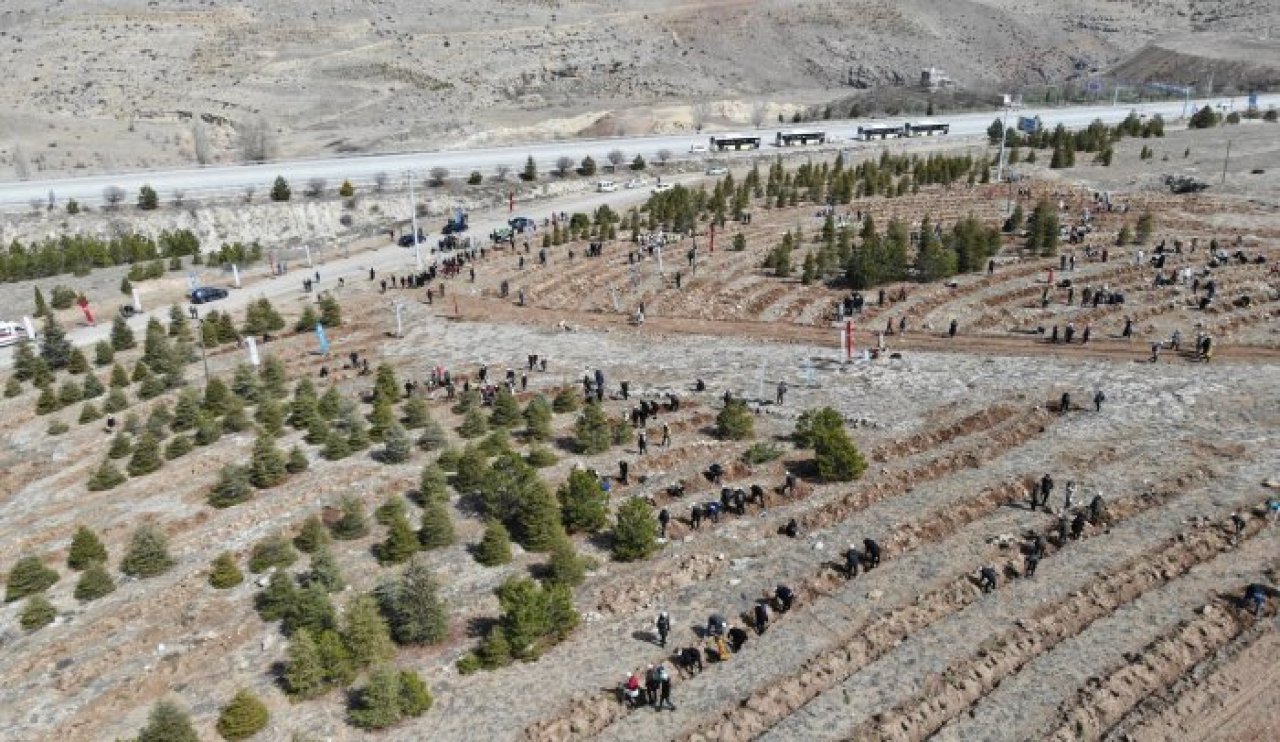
408,172,423,270
193,314,210,385
1221,140,1231,185
995,96,1013,183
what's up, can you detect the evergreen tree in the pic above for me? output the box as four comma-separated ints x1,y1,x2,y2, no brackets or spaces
416,418,448,451
5,555,59,602
167,304,192,341
373,364,399,405
78,402,103,425
34,385,59,415
39,313,73,369
248,532,298,573
249,433,288,488
81,372,104,399
551,387,580,413
341,593,396,668
67,526,107,570
574,401,612,454
109,362,130,388
57,378,83,406
286,445,309,474
33,286,49,317
74,563,116,601
89,458,127,492
255,395,285,437
612,498,658,561
194,410,222,446
137,700,199,742
317,292,342,327
489,389,522,428
345,407,371,451
120,523,175,578
316,628,356,686
305,544,345,592
715,398,755,440
418,498,456,550
230,363,260,403
220,396,252,432
66,347,90,374
330,496,370,540
368,397,396,440
457,407,489,438
13,341,38,381
294,305,320,334
545,536,587,588
375,512,420,565
322,428,352,460
208,552,244,589
282,628,327,699
558,468,609,534
398,669,433,717
271,175,292,201
523,395,553,441
4,376,22,398
103,386,128,413
494,576,579,660
283,582,337,637
401,396,431,429
374,496,407,525
293,515,331,553
349,665,404,730
215,689,270,741
317,384,344,420
1136,211,1155,244
418,462,450,503
254,571,299,622
170,388,200,432
525,445,558,468
20,594,56,631
202,377,233,416
258,355,289,399
475,521,513,566
376,554,448,645
110,315,136,351
127,432,163,477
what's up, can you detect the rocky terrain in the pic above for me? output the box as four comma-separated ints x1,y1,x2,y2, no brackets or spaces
1,0,1278,180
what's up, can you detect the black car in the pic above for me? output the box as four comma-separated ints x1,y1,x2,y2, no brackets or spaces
509,216,535,232
189,287,229,304
398,228,427,247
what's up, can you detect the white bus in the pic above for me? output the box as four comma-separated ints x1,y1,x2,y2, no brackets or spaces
775,129,826,146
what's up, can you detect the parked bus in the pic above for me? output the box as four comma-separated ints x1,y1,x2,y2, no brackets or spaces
855,123,902,141
775,129,826,146
904,120,950,137
709,134,762,151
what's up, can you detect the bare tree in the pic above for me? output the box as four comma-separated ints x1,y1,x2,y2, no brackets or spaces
29,198,43,213
12,143,31,181
555,156,574,176
373,171,389,193
751,101,769,129
306,178,326,198
495,164,512,181
607,149,625,171
237,116,276,163
428,166,449,186
103,186,126,209
191,121,212,165
656,148,672,166
691,102,712,132
243,185,256,203
171,190,185,207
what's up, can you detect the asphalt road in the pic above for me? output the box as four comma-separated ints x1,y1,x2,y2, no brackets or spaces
1,95,1269,209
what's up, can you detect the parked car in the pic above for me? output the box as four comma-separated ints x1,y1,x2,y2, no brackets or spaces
689,143,708,153
651,182,673,194
398,229,426,247
0,321,31,348
597,180,618,193
705,166,728,176
509,216,535,232
624,178,646,189
189,287,228,305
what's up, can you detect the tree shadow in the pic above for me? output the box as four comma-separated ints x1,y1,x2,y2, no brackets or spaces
465,615,498,639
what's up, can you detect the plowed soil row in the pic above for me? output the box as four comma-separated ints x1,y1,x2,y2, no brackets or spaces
672,466,1211,742
869,405,1019,462
848,505,1268,742
1043,589,1276,742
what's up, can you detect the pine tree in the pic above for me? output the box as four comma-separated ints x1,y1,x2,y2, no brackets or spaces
194,410,223,446
283,582,337,637
368,397,396,440
317,292,342,327
293,515,331,553
121,523,175,578
67,526,108,570
258,355,289,399
81,372,104,399
110,314,136,351
74,563,116,601
317,384,344,420
376,512,420,565
418,498,456,550
376,554,448,645
373,364,399,405
574,401,612,454
286,445,309,474
345,408,370,451
305,544,344,593
545,536,587,587
254,571,299,622
39,313,73,369
171,388,201,432
255,396,285,437
316,628,356,686
103,386,128,414
249,433,288,488
34,385,59,415
221,396,252,433
126,432,163,477
330,496,370,540
78,402,103,425
398,669,433,717
283,628,327,699
489,389,522,428
248,532,298,573
13,341,38,381
271,175,292,201
558,468,609,534
107,432,134,460
349,665,404,730
418,462,450,503
294,305,320,334
137,700,199,742
208,552,244,589
57,378,83,406
475,521,513,566
341,593,395,668
379,422,412,464
202,377,233,416
4,376,22,398
322,428,352,460
6,555,60,602
523,395,553,441
552,387,580,413
109,362,130,388
230,364,260,403
401,396,430,429
416,418,448,451
216,689,270,741
715,398,755,440
612,498,658,562
66,347,90,374
458,407,489,438
88,457,127,491
374,496,407,525
33,286,49,317
20,594,57,631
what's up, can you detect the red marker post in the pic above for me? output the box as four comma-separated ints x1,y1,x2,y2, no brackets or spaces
844,320,855,360
76,296,95,326
709,223,715,253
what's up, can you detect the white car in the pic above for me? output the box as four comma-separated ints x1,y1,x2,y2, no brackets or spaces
705,166,728,176
651,182,673,194
689,143,708,153
624,178,646,189
597,180,618,193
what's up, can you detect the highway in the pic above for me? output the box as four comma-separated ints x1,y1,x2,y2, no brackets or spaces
1,95,1270,210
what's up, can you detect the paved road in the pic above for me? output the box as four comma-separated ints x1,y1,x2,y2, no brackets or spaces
1,96,1269,209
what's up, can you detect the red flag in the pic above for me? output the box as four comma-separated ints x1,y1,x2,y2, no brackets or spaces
709,224,716,253
77,296,95,325
844,320,855,360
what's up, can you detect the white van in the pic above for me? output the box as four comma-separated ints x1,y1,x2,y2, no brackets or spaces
597,180,618,193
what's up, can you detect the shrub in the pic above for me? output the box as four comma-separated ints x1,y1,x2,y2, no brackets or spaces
137,700,199,742
305,544,345,592
77,400,104,424
742,441,783,465
612,498,658,561
286,445,309,474
47,420,70,436
248,532,298,573
475,521,513,566
4,376,21,398
67,526,108,570
525,445,558,468
493,576,579,661
74,563,116,601
120,524,175,578
87,459,126,491
270,176,292,201
376,554,448,645
6,555,59,602
551,387,580,413
216,689,270,741
208,465,253,508
294,515,331,553
715,398,755,440
209,552,244,589
558,468,609,534
164,435,194,460
20,594,57,631
330,496,370,540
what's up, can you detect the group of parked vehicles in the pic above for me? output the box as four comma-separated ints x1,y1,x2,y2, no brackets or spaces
703,120,948,151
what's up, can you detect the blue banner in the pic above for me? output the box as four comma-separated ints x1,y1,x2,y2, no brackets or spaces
315,323,329,354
